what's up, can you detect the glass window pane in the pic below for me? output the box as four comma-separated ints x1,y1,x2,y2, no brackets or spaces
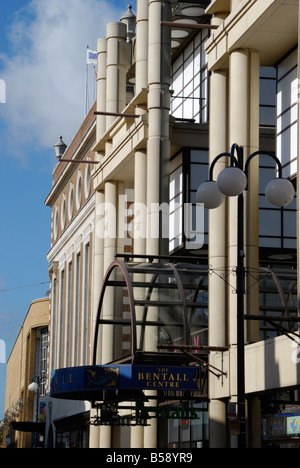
259,167,276,193
259,237,281,248
172,68,183,95
283,210,297,237
171,32,208,124
183,55,194,87
169,167,183,200
183,97,193,119
284,238,297,249
259,209,281,237
260,66,276,78
260,79,276,105
190,150,208,164
260,106,276,127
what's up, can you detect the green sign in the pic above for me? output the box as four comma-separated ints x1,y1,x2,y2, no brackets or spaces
96,401,200,426
135,401,199,421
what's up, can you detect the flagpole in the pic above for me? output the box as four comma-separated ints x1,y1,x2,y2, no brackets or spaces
93,66,97,103
85,46,89,117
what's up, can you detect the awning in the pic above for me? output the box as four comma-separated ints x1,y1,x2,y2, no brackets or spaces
11,421,45,434
50,364,201,400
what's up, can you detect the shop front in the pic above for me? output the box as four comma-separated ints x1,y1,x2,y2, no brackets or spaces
263,413,300,448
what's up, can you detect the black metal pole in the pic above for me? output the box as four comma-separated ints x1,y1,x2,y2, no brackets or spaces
236,148,246,448
33,377,39,448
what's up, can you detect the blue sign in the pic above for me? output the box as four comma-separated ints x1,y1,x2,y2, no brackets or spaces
132,366,199,391
50,365,131,399
50,365,200,400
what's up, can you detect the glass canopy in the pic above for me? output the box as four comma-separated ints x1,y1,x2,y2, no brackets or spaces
93,258,298,366
93,260,209,365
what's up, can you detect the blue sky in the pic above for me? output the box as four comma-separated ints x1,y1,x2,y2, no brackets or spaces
0,0,135,421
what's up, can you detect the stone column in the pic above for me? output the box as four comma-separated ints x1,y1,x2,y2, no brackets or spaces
131,1,149,447
147,0,171,257
96,38,107,147
143,0,171,449
98,180,118,448
228,48,260,447
89,190,105,448
133,0,148,258
101,181,117,364
106,22,127,129
135,0,149,95
228,49,260,347
208,69,228,448
131,150,147,449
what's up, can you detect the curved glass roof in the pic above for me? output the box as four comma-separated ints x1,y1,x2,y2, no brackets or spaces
93,260,209,365
93,259,298,365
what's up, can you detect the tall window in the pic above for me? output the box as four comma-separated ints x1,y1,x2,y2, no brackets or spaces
259,155,297,250
260,66,276,127
169,149,208,254
170,31,209,124
82,243,90,365
276,47,298,178
34,328,49,397
50,278,57,373
169,153,183,252
58,269,65,368
39,328,48,397
73,252,81,366
65,261,73,366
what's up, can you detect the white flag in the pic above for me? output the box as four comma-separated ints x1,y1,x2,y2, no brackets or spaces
87,49,97,65
0,79,6,104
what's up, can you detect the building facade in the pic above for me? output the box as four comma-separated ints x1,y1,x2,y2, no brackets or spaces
45,0,300,449
3,298,49,448
44,104,97,448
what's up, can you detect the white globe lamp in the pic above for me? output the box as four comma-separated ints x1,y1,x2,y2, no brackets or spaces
196,181,225,209
28,382,38,393
265,178,295,207
217,167,247,196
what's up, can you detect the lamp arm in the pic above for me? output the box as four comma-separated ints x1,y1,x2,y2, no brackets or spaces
244,150,283,180
209,144,246,180
209,152,238,180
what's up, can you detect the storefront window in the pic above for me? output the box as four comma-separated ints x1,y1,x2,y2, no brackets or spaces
165,402,208,448
56,427,89,448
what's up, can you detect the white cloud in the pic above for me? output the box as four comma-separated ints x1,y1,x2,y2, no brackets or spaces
0,0,130,157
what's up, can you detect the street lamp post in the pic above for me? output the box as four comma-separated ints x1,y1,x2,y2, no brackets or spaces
28,376,40,448
196,144,295,448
